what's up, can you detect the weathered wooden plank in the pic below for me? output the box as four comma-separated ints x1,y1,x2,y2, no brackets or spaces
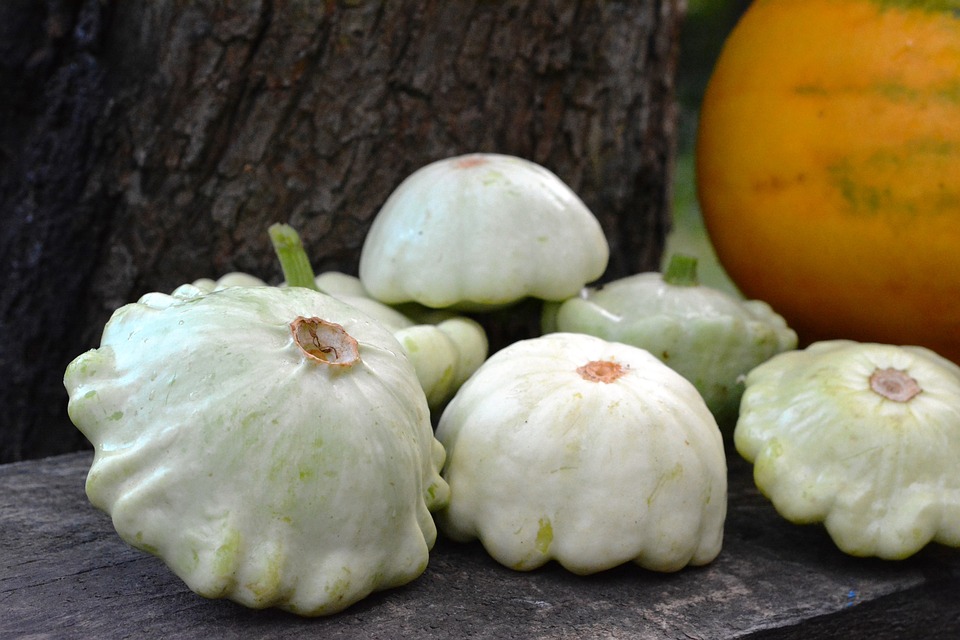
1,451,958,638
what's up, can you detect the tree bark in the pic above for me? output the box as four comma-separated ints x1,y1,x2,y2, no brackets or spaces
0,0,683,462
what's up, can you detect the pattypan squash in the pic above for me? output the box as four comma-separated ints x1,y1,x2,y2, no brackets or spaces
392,318,488,409
180,229,489,411
358,153,610,310
436,332,727,574
542,254,797,433
735,340,960,560
64,244,450,616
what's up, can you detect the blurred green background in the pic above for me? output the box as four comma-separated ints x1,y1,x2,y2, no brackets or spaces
662,0,750,294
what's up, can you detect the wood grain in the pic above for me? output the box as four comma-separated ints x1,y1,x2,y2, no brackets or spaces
3,451,957,638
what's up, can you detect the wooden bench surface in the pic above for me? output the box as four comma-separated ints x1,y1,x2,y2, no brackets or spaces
2,450,958,638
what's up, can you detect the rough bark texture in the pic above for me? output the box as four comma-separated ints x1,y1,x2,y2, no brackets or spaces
0,0,682,462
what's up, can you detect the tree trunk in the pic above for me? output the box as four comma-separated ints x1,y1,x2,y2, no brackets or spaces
0,0,683,462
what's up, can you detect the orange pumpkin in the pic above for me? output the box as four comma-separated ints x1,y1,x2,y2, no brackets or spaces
695,0,960,363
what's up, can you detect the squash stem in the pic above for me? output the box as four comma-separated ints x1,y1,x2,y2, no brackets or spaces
869,367,922,402
577,360,626,383
269,223,319,290
291,316,360,367
662,253,700,287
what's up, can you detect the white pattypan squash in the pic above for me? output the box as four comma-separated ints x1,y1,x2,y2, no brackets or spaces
735,340,960,560
436,332,727,574
64,284,450,616
358,153,610,310
543,254,797,434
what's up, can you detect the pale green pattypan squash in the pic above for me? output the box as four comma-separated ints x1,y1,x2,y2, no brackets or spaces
64,240,450,616
735,340,960,560
436,332,727,574
393,318,488,409
174,233,489,411
542,254,797,433
358,153,610,310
